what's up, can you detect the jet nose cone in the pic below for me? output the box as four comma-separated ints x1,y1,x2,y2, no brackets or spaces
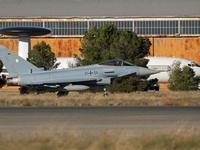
138,67,159,76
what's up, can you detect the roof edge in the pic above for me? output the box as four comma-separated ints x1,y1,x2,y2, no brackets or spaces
0,15,200,20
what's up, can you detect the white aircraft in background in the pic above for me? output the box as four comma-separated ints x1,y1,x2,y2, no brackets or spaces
145,57,200,90
56,57,79,69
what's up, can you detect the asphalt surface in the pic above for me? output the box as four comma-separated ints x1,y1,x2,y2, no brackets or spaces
0,106,200,137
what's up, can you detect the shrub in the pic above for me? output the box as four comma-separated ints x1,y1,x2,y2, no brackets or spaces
168,61,200,91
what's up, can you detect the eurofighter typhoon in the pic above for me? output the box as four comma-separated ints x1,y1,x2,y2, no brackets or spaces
0,45,158,96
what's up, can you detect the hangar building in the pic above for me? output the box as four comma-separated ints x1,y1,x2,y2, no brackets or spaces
0,0,200,63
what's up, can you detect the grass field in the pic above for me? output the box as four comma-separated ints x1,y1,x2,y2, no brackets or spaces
0,129,200,150
0,89,200,106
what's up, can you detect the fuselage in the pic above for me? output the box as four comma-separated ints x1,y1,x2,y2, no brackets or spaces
18,64,134,86
6,59,158,92
145,57,200,83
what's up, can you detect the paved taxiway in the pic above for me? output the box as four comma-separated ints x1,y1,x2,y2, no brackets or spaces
0,106,200,137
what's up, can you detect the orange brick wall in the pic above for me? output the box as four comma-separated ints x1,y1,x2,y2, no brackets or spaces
1,37,200,64
0,38,82,57
149,37,200,64
31,38,82,57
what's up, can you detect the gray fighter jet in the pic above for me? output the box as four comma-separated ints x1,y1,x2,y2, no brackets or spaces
0,45,158,96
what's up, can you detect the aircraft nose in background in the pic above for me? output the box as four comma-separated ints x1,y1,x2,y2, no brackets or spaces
138,67,159,76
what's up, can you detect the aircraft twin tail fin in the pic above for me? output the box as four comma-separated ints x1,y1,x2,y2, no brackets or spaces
0,45,40,77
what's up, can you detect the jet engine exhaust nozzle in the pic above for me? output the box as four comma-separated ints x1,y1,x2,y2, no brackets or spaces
7,77,19,86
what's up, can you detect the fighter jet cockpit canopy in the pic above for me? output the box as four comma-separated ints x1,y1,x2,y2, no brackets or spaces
99,59,134,66
188,62,200,67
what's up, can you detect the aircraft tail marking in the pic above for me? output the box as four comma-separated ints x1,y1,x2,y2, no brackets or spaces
0,45,41,77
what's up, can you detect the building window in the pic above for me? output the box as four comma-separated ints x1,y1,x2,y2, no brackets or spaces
134,20,178,35
0,21,43,28
89,21,132,31
180,20,200,35
45,21,88,35
0,20,199,36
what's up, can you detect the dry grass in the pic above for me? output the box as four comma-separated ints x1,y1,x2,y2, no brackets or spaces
0,90,200,106
0,128,200,150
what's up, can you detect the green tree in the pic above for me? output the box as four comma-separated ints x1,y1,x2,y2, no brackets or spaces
27,41,60,70
77,24,152,92
168,61,200,91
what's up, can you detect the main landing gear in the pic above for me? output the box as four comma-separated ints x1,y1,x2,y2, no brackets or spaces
57,88,109,97
57,91,69,97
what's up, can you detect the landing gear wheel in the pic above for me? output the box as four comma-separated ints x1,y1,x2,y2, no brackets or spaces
19,86,28,94
57,91,69,97
103,88,109,97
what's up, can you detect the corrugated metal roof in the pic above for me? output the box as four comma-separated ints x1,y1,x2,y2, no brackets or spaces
0,0,199,18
